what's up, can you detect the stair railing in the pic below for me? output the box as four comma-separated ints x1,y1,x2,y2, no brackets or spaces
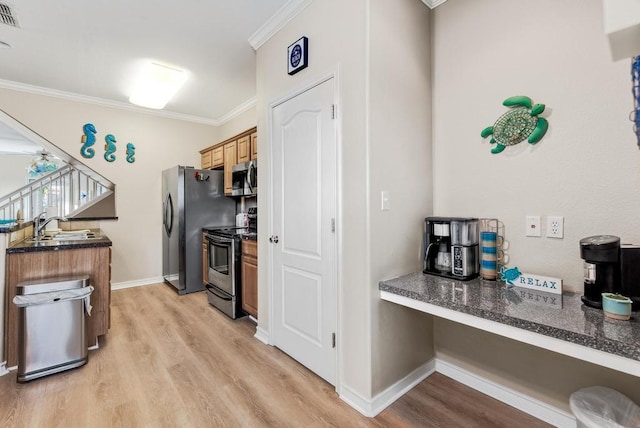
0,164,109,222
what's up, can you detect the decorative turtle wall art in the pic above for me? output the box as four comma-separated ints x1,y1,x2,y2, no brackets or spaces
480,96,549,154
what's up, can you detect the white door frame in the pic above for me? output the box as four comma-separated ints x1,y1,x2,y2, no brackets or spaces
266,66,342,391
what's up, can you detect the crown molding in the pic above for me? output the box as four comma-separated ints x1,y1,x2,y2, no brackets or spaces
216,96,256,125
0,78,257,126
421,0,447,9
248,0,313,50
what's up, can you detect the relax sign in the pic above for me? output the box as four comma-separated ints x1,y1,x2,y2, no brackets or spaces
512,272,563,295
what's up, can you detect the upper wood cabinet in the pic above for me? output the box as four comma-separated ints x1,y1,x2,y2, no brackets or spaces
201,151,212,169
199,127,257,195
212,146,224,168
237,136,250,163
250,132,258,160
224,141,237,195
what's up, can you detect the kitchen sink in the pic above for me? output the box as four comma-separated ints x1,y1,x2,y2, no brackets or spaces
24,231,99,244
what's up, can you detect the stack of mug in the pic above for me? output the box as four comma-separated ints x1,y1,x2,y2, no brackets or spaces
480,231,500,280
479,218,507,281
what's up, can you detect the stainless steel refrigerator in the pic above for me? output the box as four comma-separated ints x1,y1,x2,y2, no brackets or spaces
162,166,235,294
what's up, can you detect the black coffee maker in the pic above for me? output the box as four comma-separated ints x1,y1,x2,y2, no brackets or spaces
580,235,640,310
424,217,479,281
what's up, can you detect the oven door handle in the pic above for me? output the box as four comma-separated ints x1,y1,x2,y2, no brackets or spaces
205,284,233,301
205,235,233,245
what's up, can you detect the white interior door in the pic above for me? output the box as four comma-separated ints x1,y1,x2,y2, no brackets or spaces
270,77,337,385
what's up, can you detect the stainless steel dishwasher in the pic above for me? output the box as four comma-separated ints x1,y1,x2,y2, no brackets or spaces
13,276,92,382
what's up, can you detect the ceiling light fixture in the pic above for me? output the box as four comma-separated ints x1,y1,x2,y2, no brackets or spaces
129,62,188,110
0,41,10,49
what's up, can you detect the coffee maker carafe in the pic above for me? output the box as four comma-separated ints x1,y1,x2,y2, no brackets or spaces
424,217,479,280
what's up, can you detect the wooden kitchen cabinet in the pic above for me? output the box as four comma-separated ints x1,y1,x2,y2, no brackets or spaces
224,141,237,195
241,240,258,318
198,126,257,193
211,146,224,168
250,132,258,160
4,246,111,368
237,136,250,163
201,150,212,169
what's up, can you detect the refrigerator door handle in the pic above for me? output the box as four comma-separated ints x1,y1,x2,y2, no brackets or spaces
164,193,174,236
162,197,167,230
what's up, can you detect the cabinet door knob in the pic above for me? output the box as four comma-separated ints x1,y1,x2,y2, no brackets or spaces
269,235,279,244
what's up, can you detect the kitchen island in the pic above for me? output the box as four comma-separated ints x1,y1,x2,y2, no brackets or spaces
379,272,640,377
4,229,112,368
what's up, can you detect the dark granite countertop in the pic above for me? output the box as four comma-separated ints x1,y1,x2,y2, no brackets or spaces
6,228,112,253
379,272,640,363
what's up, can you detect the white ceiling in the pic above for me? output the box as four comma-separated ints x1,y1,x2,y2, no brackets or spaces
0,0,288,124
0,0,289,154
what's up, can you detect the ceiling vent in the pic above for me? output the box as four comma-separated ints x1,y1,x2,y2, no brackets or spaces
0,3,19,28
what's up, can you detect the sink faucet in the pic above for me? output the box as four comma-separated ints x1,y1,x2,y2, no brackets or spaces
33,211,46,238
33,212,67,238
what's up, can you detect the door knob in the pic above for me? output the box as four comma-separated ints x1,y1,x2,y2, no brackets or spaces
269,235,279,244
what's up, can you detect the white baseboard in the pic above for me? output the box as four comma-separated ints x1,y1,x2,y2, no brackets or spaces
0,361,9,376
340,359,436,417
338,358,574,426
254,326,269,345
435,359,576,428
111,277,164,291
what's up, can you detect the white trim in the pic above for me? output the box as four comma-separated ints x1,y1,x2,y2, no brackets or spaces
436,359,576,428
0,362,9,376
111,277,163,291
254,326,270,345
216,97,256,125
339,359,436,417
339,384,376,417
0,78,257,127
421,0,448,9
380,290,640,378
248,0,313,50
339,357,573,426
371,359,436,415
88,336,100,351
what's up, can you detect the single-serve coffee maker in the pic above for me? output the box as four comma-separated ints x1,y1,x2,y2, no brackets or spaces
424,217,479,280
580,235,640,310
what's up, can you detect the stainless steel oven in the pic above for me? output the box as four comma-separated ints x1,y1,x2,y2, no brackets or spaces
205,229,242,318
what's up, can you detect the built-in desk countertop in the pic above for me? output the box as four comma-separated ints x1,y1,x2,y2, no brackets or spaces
379,272,640,377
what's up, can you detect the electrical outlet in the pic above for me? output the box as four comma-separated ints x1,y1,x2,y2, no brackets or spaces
526,215,541,237
547,216,564,239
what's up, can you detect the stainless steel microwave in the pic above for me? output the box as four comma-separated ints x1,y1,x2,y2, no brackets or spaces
231,160,257,196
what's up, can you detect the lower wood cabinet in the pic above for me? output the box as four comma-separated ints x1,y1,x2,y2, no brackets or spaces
4,246,111,367
241,240,258,318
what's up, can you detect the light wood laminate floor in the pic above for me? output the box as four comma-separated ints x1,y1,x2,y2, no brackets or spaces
0,284,550,427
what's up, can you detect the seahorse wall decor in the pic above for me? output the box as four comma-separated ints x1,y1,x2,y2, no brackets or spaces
104,134,117,162
126,143,136,163
80,123,137,164
80,123,97,158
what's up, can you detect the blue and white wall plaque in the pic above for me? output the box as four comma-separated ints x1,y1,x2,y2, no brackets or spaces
287,36,308,75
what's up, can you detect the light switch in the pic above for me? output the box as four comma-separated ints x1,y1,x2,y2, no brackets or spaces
381,191,390,211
